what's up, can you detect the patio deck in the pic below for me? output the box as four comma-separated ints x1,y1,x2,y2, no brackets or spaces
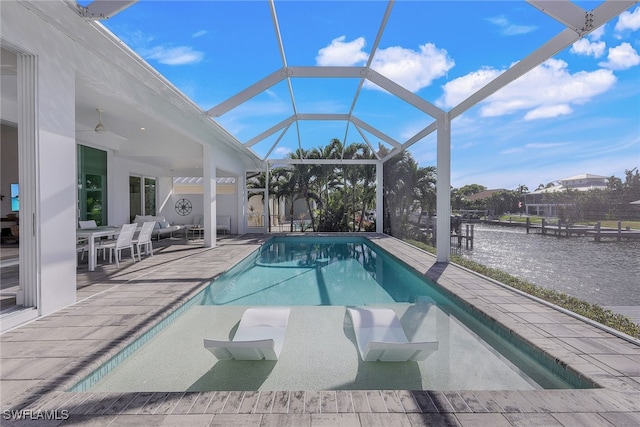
1,234,639,426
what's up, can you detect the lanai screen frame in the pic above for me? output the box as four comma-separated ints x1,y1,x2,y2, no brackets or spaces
82,0,638,262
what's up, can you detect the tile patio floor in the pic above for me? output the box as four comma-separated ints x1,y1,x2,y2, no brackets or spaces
1,234,639,426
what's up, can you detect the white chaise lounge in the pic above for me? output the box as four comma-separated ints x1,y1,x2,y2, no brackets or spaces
204,307,291,360
347,307,438,362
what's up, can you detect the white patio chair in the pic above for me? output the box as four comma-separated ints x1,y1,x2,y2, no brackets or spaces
98,223,137,268
204,307,291,360
133,221,156,261
76,239,90,266
347,307,438,362
77,220,97,261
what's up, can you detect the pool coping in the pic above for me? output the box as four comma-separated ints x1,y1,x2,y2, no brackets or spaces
1,233,639,426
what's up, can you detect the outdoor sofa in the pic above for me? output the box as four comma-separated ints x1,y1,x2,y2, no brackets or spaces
132,215,188,240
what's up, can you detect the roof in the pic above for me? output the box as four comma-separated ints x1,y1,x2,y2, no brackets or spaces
530,184,610,194
466,189,507,202
558,173,608,181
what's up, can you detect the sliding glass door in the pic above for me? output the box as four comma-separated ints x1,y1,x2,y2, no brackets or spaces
77,145,107,226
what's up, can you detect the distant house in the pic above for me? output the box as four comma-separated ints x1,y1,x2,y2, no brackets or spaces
557,173,608,190
525,173,608,216
465,189,506,202
462,189,506,219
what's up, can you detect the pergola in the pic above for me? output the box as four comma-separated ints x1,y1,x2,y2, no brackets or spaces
79,0,637,262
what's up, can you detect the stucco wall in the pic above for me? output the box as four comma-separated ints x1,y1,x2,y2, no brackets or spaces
0,1,252,317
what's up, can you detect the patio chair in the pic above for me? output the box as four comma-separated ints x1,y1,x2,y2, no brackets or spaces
133,221,155,261
204,307,291,360
98,223,137,268
347,307,438,362
77,220,97,261
76,239,90,265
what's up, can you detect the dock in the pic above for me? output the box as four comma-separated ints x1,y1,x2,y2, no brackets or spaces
450,223,475,250
485,218,640,241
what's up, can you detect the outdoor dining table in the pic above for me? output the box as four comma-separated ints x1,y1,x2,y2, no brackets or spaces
76,226,121,271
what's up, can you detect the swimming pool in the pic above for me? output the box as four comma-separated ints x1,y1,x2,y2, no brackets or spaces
199,236,436,306
72,236,595,392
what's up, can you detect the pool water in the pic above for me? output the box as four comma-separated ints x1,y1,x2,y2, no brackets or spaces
73,236,595,392
200,237,432,306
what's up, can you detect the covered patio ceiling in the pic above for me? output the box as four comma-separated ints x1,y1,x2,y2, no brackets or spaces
75,0,637,170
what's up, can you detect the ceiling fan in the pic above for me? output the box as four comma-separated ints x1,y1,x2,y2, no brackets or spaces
76,108,127,141
94,108,107,133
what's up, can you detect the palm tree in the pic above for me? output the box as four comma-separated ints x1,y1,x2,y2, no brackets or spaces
343,142,376,231
288,148,320,231
381,147,418,237
270,166,295,231
309,139,342,228
413,165,437,230
246,171,270,230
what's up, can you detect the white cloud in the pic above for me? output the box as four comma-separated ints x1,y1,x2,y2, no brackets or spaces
441,58,617,120
140,45,204,65
525,142,568,149
571,38,606,58
524,104,573,120
370,43,455,92
615,6,640,32
316,36,368,66
500,147,524,155
487,15,537,36
192,30,207,38
274,146,293,156
598,42,640,70
316,37,454,92
438,68,502,108
118,28,155,49
589,26,606,41
265,89,280,100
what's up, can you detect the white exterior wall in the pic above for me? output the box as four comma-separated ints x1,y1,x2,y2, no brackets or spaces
38,71,77,315
1,1,79,314
106,154,171,224
0,1,259,320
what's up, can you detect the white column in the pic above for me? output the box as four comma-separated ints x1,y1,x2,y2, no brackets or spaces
36,56,77,315
265,164,270,232
237,173,246,235
203,144,217,247
376,161,383,233
436,113,451,262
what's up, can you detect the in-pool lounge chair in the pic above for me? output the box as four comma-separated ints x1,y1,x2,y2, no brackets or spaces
204,307,291,360
347,307,438,362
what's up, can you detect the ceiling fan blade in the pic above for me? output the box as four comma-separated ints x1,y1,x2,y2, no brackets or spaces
75,108,129,141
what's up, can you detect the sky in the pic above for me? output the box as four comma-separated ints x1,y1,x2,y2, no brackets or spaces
93,0,639,191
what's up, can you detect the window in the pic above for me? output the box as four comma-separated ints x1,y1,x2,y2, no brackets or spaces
10,183,19,211
144,177,156,215
129,175,156,221
78,145,107,226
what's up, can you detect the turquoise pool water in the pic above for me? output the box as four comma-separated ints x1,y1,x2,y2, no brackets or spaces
72,236,596,392
200,236,434,306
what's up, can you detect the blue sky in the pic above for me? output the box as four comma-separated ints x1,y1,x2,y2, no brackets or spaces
95,1,639,191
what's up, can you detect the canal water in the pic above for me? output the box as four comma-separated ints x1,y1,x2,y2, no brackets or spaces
457,224,640,307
